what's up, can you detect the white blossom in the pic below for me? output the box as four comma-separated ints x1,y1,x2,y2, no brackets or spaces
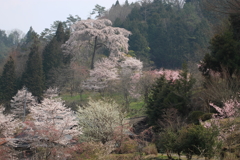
28,97,79,144
0,107,23,138
62,19,131,60
43,87,59,98
83,56,143,91
120,56,143,74
78,98,125,144
10,87,37,119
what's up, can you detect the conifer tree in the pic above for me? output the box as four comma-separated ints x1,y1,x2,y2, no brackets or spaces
146,64,195,130
55,22,66,42
0,56,16,102
115,0,120,6
42,22,70,87
21,27,36,51
200,23,240,78
22,35,44,100
125,0,129,6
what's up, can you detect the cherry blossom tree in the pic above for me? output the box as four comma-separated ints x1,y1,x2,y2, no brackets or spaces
10,87,37,119
82,56,143,94
0,107,23,138
0,88,80,159
27,97,79,145
67,62,89,98
82,57,119,91
153,68,180,81
117,56,143,107
62,19,131,69
43,87,59,98
210,99,240,118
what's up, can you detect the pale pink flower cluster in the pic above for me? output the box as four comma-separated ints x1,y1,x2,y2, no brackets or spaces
152,69,180,81
200,99,240,142
0,107,23,138
0,88,80,145
82,58,119,91
28,97,79,144
83,56,143,91
120,56,143,73
63,19,131,58
43,87,59,98
10,87,37,119
210,99,240,118
90,58,119,81
199,119,212,128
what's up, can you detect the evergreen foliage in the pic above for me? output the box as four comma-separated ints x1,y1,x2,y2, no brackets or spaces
146,64,195,129
0,29,23,63
201,16,240,78
42,22,70,87
0,56,17,102
40,14,80,42
21,27,37,51
21,35,44,100
114,0,212,69
179,125,220,159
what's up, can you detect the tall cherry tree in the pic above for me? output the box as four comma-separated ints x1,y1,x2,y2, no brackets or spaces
62,19,131,69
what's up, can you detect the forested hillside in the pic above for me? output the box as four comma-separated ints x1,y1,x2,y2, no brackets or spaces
108,0,214,68
1,0,240,159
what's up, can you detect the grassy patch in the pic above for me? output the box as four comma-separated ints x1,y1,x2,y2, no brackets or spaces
130,101,144,110
61,93,89,102
128,100,146,118
61,92,146,117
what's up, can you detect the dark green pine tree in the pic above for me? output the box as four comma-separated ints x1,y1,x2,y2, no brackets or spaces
129,29,150,65
21,27,36,51
115,0,120,6
125,0,129,6
202,27,240,78
42,22,70,87
22,35,44,100
146,75,173,130
146,64,195,131
0,56,17,102
55,22,66,42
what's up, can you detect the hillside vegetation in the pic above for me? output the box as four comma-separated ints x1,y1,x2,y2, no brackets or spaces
1,0,240,159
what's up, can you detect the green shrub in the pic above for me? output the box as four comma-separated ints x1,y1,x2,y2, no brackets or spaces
179,124,221,159
188,111,204,124
119,140,138,154
142,143,158,155
156,128,180,159
201,113,213,121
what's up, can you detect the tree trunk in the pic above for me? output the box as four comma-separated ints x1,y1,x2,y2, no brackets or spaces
91,36,98,69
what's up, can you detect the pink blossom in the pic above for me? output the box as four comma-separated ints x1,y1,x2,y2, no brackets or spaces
151,69,180,81
210,99,240,118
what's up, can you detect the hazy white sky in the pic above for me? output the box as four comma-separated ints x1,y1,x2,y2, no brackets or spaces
0,0,136,34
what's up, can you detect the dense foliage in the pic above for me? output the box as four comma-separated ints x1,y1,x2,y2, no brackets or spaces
113,0,212,68
200,15,240,78
0,56,16,103
21,35,44,100
146,64,195,129
1,0,240,159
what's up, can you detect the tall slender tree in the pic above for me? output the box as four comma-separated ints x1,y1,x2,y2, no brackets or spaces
22,35,44,100
42,22,70,87
0,56,16,102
